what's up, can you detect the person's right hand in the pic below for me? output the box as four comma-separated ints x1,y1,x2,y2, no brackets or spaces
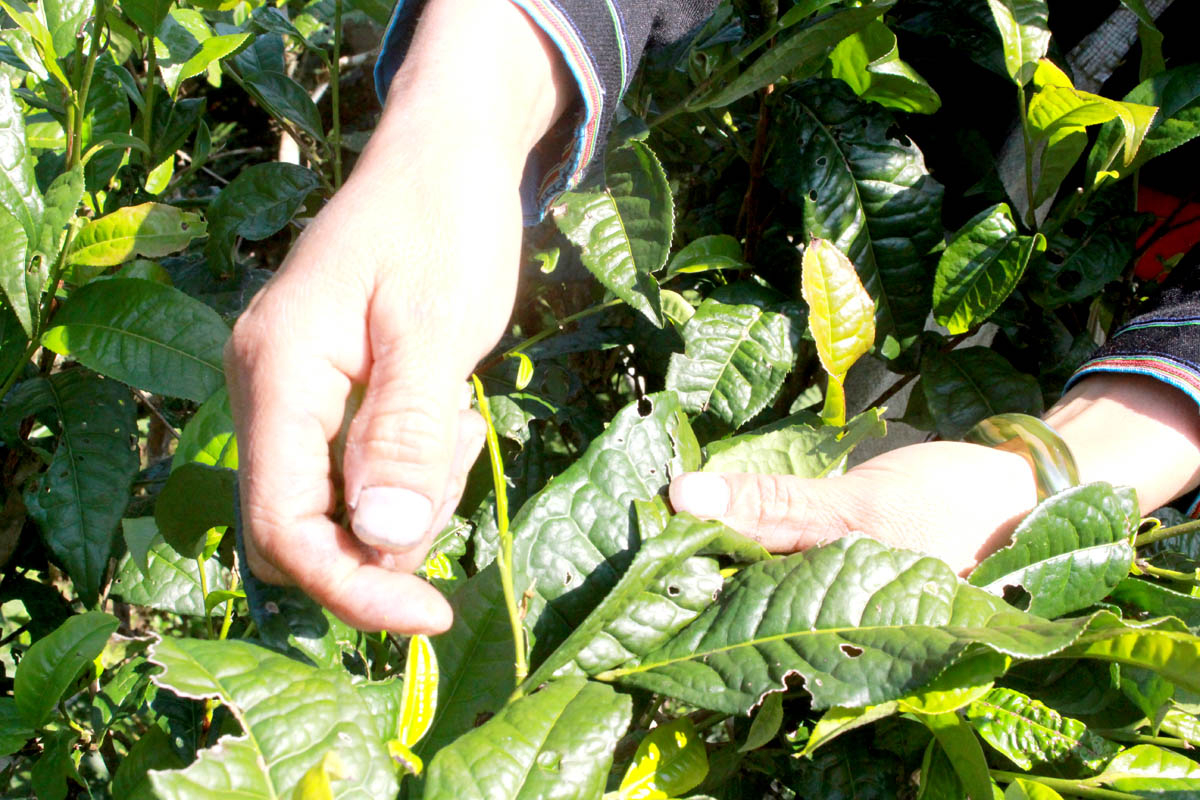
224,0,568,634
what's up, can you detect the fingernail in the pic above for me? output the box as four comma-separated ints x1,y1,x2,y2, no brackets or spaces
352,487,433,552
671,472,730,518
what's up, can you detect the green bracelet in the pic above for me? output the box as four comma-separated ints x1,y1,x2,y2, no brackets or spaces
963,413,1080,501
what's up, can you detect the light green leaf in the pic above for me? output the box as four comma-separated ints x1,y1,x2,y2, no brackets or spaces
985,0,1050,85
919,346,1043,439
122,517,158,576
802,238,876,380
204,162,320,272
1085,744,1200,792
829,20,940,114
0,203,30,336
173,386,237,469
768,81,944,344
0,0,70,86
147,637,399,799
22,372,138,605
397,634,437,747
554,141,673,326
33,164,84,276
169,32,250,96
1118,0,1164,81
1004,777,1063,799
966,687,1120,773
112,534,231,616
41,0,89,60
1058,615,1200,695
693,2,895,109
664,234,746,279
665,298,804,428
968,483,1137,619
922,712,993,800
241,70,326,142
68,203,205,267
42,278,229,401
619,717,708,800
511,392,701,663
1087,64,1200,181
740,691,784,752
702,408,885,477
897,651,1011,715
14,610,118,727
423,678,631,800
933,204,1045,335
1110,576,1200,629
803,702,898,757
0,76,44,243
154,463,236,557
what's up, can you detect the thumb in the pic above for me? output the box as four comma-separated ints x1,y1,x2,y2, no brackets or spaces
669,471,862,552
342,342,477,560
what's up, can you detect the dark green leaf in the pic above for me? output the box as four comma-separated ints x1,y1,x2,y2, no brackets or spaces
112,534,231,617
664,234,746,279
768,80,944,344
123,0,174,37
966,687,1120,773
694,2,895,109
41,278,229,401
918,738,965,800
922,711,993,800
149,97,206,165
122,516,158,575
554,141,673,326
111,724,186,800
33,163,83,276
81,60,133,190
155,463,236,557
0,697,32,756
1110,577,1200,630
919,346,1043,439
423,678,631,800
933,204,1045,334
205,162,320,272
30,730,80,800
665,298,803,427
14,610,118,727
1088,64,1200,180
740,691,784,752
985,0,1050,85
22,371,138,605
792,738,903,800
968,483,1137,619
148,637,399,799
511,392,701,662
242,70,326,142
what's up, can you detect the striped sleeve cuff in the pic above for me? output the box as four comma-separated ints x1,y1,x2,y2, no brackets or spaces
373,0,616,225
1065,319,1200,410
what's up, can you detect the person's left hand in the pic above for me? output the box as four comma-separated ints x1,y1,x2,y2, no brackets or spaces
669,441,1039,574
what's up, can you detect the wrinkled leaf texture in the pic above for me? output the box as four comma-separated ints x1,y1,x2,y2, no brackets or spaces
966,687,1120,773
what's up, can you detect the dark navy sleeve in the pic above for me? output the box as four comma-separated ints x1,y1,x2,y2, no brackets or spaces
374,0,719,224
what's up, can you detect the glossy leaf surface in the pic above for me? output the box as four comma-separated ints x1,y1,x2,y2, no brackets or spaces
554,141,673,326
985,0,1050,85
14,610,118,727
966,687,1119,772
919,346,1043,439
68,203,205,267
1086,744,1200,792
154,463,236,557
702,409,885,477
968,483,1137,619
802,238,876,379
0,204,30,335
172,386,237,469
665,298,803,427
619,717,708,800
205,162,320,271
933,204,1045,334
829,20,940,114
0,77,43,243
242,70,326,141
42,278,229,401
22,372,138,605
423,678,630,800
113,533,231,617
148,637,398,799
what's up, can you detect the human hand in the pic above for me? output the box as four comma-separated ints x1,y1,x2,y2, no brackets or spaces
224,0,567,633
670,441,1039,575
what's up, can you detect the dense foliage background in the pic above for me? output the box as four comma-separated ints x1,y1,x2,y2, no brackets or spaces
3,0,1200,797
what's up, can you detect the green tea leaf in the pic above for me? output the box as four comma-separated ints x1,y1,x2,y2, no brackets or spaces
740,692,784,752
1059,615,1200,695
22,372,138,606
619,717,709,799
968,483,1137,619
919,346,1043,439
154,463,236,557
702,408,885,477
14,610,118,727
33,164,83,275
922,712,993,800
170,32,250,96
41,0,89,60
112,534,231,617
205,162,320,272
0,77,43,243
829,20,940,114
122,517,158,576
122,0,174,38
768,81,943,344
933,204,1044,335
42,278,229,401
173,386,237,469
1085,744,1200,792
423,678,630,800
148,637,399,799
81,60,133,191
1004,777,1063,799
665,298,803,428
110,724,186,800
985,0,1050,85
1088,64,1200,180
241,70,326,142
1110,576,1200,629
0,203,30,336
802,238,876,380
0,698,32,756
397,634,437,747
664,234,746,279
68,203,204,267
966,687,1120,772
804,703,898,757
554,141,673,326
694,2,895,109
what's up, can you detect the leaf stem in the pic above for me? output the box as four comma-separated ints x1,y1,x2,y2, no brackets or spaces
820,374,845,427
71,0,109,170
196,554,216,640
330,0,343,189
218,570,239,641
478,298,622,373
1092,730,1192,748
1137,562,1199,585
990,771,1143,800
471,374,527,693
1135,517,1200,549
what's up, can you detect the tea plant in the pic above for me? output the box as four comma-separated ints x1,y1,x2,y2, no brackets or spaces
3,0,1200,798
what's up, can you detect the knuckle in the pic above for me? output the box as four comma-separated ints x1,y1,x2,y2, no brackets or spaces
351,404,446,468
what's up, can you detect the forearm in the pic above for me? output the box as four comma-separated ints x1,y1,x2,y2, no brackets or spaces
1045,374,1200,513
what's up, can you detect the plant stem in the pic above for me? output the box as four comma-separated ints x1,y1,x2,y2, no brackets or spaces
1138,562,1199,585
1016,83,1037,230
821,374,845,427
142,38,159,163
1093,730,1192,748
478,298,622,373
196,554,216,639
71,0,109,170
471,374,527,693
991,771,1143,800
1135,517,1200,549
330,0,343,189
218,571,239,640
